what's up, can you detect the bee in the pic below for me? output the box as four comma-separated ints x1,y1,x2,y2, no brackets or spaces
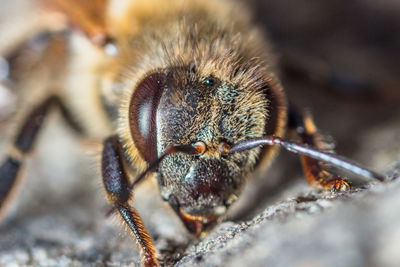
0,0,384,266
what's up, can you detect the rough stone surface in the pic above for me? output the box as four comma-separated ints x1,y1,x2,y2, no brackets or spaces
1,1,400,267
178,180,400,267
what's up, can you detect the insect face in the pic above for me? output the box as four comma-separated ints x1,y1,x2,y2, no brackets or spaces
129,65,270,234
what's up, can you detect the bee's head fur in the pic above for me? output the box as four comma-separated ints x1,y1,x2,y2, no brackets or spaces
110,1,287,234
124,56,273,233
159,64,267,205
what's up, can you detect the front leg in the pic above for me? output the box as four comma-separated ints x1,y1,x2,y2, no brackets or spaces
101,135,158,267
288,106,351,191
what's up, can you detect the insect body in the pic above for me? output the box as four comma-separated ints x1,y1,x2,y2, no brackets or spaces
0,0,384,266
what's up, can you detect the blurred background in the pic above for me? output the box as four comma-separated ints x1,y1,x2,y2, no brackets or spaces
0,0,399,266
232,0,400,219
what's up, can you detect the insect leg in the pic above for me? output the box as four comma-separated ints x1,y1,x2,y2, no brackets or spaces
288,106,351,191
101,135,158,267
0,96,84,220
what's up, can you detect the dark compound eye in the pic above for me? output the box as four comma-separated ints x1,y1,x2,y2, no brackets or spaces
204,77,217,86
129,72,166,163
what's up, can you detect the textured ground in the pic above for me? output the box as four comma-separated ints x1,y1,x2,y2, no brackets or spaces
1,0,400,266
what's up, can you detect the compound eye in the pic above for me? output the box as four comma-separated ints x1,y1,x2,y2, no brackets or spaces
129,72,166,163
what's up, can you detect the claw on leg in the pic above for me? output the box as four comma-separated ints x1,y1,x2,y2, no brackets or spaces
301,155,351,191
328,177,351,192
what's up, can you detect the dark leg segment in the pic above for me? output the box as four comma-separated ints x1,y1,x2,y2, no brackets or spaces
14,97,55,153
0,97,54,219
288,106,350,191
0,96,83,219
102,135,158,267
0,157,22,219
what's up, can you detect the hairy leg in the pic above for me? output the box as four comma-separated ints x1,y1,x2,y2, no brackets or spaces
101,135,158,267
288,106,351,191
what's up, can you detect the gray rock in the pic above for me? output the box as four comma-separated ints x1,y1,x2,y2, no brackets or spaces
177,179,400,267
